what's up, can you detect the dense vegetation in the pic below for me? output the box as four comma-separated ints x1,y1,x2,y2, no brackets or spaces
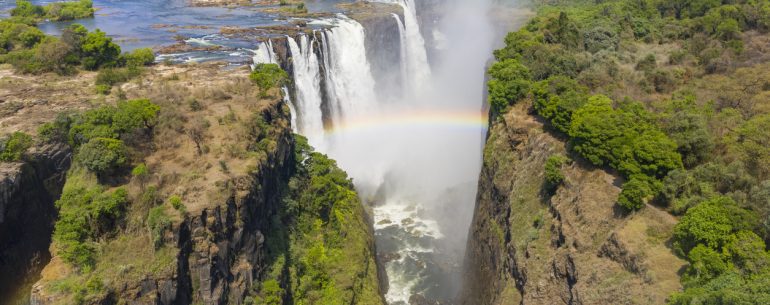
490,0,770,302
248,135,381,305
1,1,153,81
11,0,94,22
41,99,160,271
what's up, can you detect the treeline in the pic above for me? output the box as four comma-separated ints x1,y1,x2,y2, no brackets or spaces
11,0,94,22
490,0,770,302
1,0,154,89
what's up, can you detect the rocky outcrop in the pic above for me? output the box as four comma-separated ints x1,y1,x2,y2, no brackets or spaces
460,102,686,305
30,96,295,305
0,144,71,304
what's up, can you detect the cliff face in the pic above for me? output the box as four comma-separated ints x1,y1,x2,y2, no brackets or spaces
20,65,382,305
0,144,71,304
461,102,686,305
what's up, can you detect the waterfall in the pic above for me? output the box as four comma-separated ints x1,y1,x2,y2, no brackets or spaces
251,40,276,68
392,0,431,90
321,16,378,123
392,13,409,94
287,35,325,147
251,40,298,134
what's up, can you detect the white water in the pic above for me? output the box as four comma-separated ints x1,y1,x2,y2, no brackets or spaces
317,16,379,124
266,1,499,302
286,35,325,147
392,13,409,93
251,40,298,134
396,0,432,90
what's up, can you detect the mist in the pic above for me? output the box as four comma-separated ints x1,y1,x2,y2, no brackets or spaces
310,0,500,302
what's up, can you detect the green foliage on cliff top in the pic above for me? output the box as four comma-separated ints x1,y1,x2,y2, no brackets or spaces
0,131,32,162
250,63,289,98
491,0,770,300
251,134,383,305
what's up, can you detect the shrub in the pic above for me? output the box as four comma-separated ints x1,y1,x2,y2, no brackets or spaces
77,138,127,176
38,113,74,143
81,29,121,70
544,154,568,190
531,76,589,133
123,48,155,67
673,196,758,255
54,186,128,271
487,58,531,117
738,114,770,179
636,54,657,72
617,176,657,211
95,67,140,89
250,63,288,97
168,195,183,211
146,206,171,249
44,0,94,21
0,131,32,162
10,1,44,19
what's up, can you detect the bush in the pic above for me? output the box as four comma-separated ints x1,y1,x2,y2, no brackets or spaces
44,0,94,21
147,206,171,249
250,63,288,97
81,29,121,70
487,58,531,117
54,186,128,271
77,138,127,176
10,1,44,19
544,154,568,191
168,195,183,211
38,113,74,143
123,48,155,67
0,131,32,162
617,176,657,211
673,196,759,255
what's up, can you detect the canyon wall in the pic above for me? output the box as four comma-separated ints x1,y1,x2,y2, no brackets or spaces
461,102,686,305
0,144,71,304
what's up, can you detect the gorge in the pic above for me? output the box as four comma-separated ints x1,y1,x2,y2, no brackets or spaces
4,0,770,304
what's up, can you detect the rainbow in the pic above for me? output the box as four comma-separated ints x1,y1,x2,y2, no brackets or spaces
322,110,489,136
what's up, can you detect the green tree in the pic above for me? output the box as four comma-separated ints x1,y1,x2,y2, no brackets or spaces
250,63,289,98
0,131,32,162
10,0,44,18
738,114,770,179
81,29,120,70
544,154,568,191
124,48,155,67
618,176,658,211
77,138,127,176
487,58,531,117
113,99,161,134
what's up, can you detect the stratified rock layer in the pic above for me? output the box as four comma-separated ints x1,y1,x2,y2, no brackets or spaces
461,102,686,305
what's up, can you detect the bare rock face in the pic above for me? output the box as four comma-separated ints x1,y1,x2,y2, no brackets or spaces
0,144,71,304
460,102,686,305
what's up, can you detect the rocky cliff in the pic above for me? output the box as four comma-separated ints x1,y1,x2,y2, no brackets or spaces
4,64,383,305
461,102,686,305
0,144,71,304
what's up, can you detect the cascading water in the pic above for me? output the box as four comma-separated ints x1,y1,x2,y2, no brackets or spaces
286,35,325,147
392,13,409,93
387,0,432,91
315,16,379,124
260,1,497,303
251,40,297,133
